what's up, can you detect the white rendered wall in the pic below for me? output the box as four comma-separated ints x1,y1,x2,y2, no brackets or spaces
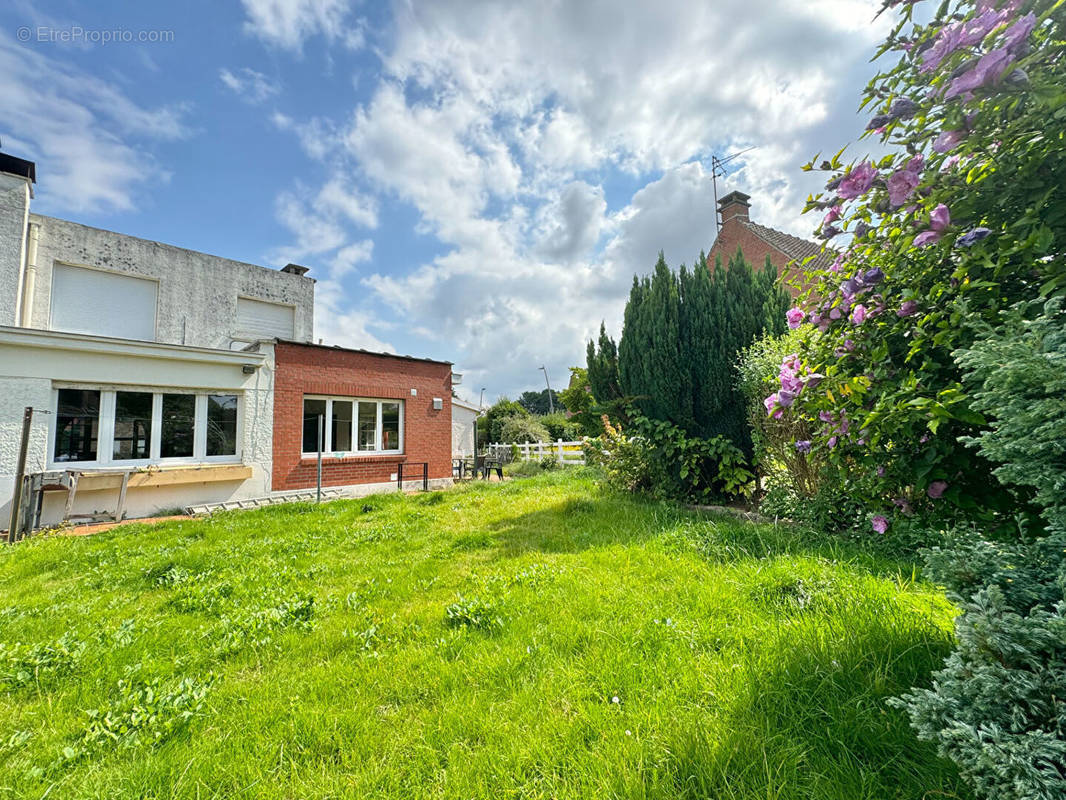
0,174,30,327
0,335,277,527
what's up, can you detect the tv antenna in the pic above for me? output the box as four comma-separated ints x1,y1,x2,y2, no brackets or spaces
711,146,756,237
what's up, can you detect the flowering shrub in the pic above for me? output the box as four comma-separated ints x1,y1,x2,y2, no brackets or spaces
765,0,1065,536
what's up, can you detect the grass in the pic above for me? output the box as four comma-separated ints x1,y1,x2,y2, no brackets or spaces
0,469,968,799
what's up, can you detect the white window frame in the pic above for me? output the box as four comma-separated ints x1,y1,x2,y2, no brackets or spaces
301,395,403,458
49,385,243,469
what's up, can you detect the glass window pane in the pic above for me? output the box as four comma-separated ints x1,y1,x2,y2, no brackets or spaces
54,389,100,462
357,402,377,451
206,394,238,456
160,394,195,458
113,391,153,460
303,398,326,453
331,400,353,452
382,402,400,451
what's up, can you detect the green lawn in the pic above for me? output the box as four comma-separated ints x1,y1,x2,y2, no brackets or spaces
0,470,967,799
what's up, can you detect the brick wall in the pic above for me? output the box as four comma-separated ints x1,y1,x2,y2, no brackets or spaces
707,218,801,297
272,342,452,491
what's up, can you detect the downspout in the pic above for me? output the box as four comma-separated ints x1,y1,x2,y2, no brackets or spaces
19,221,39,327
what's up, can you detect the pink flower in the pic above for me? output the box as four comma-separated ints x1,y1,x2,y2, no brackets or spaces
871,515,889,534
887,168,921,208
915,204,951,247
837,162,879,200
927,480,948,499
850,304,867,325
897,300,919,317
829,307,841,320
823,206,842,226
786,307,806,329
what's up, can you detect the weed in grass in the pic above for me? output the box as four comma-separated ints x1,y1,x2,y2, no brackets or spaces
445,594,504,631
213,594,315,656
71,675,214,758
168,580,235,615
0,633,85,691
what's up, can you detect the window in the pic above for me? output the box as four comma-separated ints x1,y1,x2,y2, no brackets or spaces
302,396,403,456
54,389,100,463
50,264,157,340
236,297,295,340
357,402,377,451
113,391,152,460
303,399,326,453
382,403,400,452
206,395,238,457
332,401,353,452
49,388,241,467
161,394,196,458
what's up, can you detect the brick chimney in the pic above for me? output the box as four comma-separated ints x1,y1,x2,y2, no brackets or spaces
718,191,750,226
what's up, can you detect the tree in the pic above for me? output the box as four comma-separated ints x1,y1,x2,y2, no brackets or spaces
481,398,529,444
614,248,788,453
517,389,560,415
498,415,551,444
585,322,621,405
558,367,601,436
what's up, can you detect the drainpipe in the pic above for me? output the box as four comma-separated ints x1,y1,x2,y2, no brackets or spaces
19,221,39,327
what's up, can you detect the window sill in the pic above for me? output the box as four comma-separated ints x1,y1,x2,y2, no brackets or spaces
299,453,405,465
42,464,252,491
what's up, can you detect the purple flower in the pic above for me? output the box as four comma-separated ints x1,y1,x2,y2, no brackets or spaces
777,389,797,408
854,221,872,238
956,226,992,247
876,465,886,477
823,206,842,226
829,254,845,273
829,307,842,321
946,47,1015,99
795,440,812,453
927,480,948,499
871,515,889,534
933,129,966,153
897,300,919,317
819,411,834,423
887,168,921,208
786,307,806,329
763,393,780,418
828,436,838,449
841,277,862,298
1003,13,1037,51
850,304,868,325
862,267,885,285
844,339,856,352
890,97,919,119
837,162,879,200
804,373,824,390
915,204,951,247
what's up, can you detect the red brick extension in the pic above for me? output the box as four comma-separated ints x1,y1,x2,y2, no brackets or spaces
272,341,453,491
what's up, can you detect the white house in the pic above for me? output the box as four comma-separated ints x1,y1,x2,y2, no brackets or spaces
0,151,315,528
451,397,480,457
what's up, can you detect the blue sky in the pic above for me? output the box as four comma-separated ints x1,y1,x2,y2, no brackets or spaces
0,0,891,403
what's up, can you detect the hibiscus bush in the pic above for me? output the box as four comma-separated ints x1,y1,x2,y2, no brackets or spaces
759,1,1066,795
766,0,1065,536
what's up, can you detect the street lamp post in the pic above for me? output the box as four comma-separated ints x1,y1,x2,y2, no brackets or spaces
539,366,554,414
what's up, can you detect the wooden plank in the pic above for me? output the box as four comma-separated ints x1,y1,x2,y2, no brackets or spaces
113,471,131,522
51,465,253,492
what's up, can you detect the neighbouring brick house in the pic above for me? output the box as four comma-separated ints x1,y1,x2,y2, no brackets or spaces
271,341,453,494
707,191,834,296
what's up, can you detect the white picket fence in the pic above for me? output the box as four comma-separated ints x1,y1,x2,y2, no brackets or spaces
486,440,585,466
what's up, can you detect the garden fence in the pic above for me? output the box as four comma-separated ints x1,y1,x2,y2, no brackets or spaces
486,440,585,466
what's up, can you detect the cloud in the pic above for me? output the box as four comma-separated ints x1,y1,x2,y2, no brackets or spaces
240,0,364,52
270,0,891,396
219,67,281,104
0,29,189,214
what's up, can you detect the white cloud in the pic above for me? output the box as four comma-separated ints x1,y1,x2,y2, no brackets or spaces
270,0,892,395
240,0,363,52
219,67,281,104
0,30,189,214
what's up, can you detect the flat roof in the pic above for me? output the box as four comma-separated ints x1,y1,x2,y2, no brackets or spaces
276,338,453,367
0,153,36,183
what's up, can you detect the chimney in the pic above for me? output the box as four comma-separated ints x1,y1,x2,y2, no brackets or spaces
0,150,36,328
718,191,751,226
281,263,310,276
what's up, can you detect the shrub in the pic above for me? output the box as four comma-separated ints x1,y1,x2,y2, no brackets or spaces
892,300,1066,799
539,412,581,441
498,415,551,444
481,398,529,444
